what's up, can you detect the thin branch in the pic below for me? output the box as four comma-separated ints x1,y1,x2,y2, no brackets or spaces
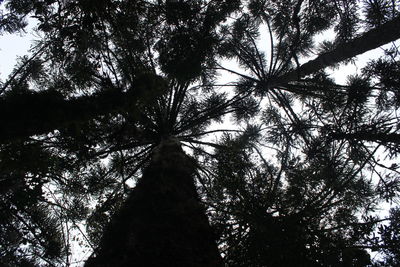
0,43,47,95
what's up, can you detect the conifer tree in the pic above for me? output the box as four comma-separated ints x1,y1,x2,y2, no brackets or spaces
0,0,400,266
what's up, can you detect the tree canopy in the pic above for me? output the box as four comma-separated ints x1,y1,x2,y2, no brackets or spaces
1,0,400,266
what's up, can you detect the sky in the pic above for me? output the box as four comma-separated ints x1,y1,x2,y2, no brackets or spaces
0,13,37,81
0,7,399,266
0,32,33,80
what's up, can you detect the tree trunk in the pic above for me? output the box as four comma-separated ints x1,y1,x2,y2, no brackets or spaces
85,138,223,267
0,72,165,143
330,131,400,144
269,15,400,87
0,88,133,142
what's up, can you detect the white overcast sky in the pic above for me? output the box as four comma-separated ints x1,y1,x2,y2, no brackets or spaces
1,27,38,81
0,8,398,266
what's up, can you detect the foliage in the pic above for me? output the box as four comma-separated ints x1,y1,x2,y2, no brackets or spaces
0,0,400,266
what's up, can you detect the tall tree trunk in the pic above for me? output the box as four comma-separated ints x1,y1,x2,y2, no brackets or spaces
85,138,223,267
269,15,400,87
0,88,133,142
0,72,165,143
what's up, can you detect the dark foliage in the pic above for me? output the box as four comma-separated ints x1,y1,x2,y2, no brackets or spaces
0,0,400,266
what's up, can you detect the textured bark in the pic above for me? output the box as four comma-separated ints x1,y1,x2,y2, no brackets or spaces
269,15,400,87
85,138,223,267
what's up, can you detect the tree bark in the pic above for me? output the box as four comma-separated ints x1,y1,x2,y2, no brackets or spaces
85,138,223,267
0,88,134,143
0,72,166,143
330,131,400,144
269,15,400,87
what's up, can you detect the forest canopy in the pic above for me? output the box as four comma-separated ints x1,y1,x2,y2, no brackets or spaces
1,0,400,266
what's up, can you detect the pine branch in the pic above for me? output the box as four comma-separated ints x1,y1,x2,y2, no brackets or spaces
268,15,400,88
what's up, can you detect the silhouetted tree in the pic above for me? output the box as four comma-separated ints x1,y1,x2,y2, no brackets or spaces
0,0,400,266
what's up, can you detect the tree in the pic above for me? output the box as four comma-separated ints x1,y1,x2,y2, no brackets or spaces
1,0,400,266
201,130,379,266
1,0,241,265
85,138,223,266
